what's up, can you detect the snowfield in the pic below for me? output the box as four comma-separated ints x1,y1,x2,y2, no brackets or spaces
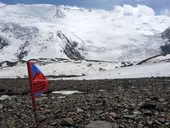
0,55,170,79
77,62,170,80
0,3,170,79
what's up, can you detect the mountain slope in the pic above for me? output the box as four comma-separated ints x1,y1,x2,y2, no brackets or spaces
0,4,170,78
0,4,170,63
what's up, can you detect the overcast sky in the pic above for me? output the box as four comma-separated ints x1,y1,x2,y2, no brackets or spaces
0,0,170,14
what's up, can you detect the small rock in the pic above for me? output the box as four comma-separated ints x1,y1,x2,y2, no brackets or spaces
112,123,119,128
39,115,47,123
109,112,117,118
133,110,141,116
128,103,136,110
155,120,161,125
51,121,58,126
0,104,3,110
156,102,163,110
95,110,103,115
151,97,159,101
123,115,136,120
77,108,84,113
159,98,165,102
100,112,108,119
137,122,144,127
17,98,25,103
143,110,153,116
147,120,153,125
85,120,113,128
105,115,116,123
166,113,170,121
165,122,169,125
45,109,52,114
60,118,74,126
119,124,125,128
141,102,156,109
158,118,166,124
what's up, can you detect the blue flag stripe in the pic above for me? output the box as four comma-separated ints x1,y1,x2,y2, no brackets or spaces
35,91,44,97
31,64,42,78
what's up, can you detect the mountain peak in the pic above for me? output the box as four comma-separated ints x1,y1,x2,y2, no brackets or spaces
0,4,170,62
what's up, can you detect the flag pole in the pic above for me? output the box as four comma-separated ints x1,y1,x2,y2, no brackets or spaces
27,61,39,128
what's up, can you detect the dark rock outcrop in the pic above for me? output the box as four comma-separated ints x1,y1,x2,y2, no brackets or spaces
161,27,170,54
0,36,8,49
57,30,85,60
54,7,66,19
17,41,30,60
161,43,170,55
0,23,39,40
162,27,170,40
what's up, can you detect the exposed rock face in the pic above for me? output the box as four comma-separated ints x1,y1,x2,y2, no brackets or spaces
0,23,39,40
57,30,85,60
0,23,39,60
54,7,66,19
17,41,30,60
161,27,170,54
0,23,86,61
0,36,8,49
160,43,170,55
162,27,170,40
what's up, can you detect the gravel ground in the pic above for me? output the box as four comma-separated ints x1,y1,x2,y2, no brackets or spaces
0,77,170,128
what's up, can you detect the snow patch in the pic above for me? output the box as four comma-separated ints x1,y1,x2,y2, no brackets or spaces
0,95,11,101
52,90,82,95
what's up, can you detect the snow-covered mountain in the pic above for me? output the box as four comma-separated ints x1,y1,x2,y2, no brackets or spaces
0,3,170,78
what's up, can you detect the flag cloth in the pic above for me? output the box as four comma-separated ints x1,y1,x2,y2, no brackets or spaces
27,61,48,98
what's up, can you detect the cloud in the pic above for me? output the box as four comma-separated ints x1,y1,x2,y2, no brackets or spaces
0,0,170,15
114,4,155,16
162,9,170,16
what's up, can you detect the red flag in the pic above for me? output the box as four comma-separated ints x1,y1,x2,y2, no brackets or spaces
27,61,48,128
27,61,48,98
